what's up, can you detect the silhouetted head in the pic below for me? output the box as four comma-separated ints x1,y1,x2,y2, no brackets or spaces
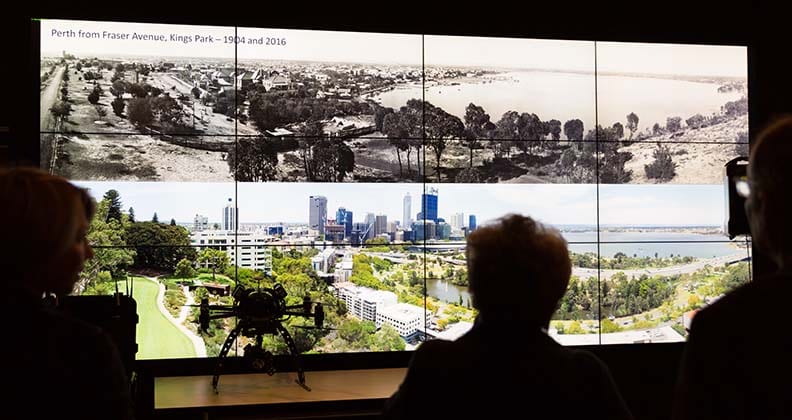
0,167,95,297
746,116,792,271
466,214,571,327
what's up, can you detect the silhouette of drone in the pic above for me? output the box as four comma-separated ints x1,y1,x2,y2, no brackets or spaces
196,282,324,393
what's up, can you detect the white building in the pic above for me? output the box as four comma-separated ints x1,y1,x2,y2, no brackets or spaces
311,247,337,274
336,283,397,323
334,255,354,283
451,213,466,230
376,303,426,338
191,230,271,271
193,214,208,231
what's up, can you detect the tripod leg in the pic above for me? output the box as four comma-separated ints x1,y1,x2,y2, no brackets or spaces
213,322,243,394
276,324,310,391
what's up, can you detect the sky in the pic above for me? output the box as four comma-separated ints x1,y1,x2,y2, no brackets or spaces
40,19,422,64
41,19,746,77
74,181,724,228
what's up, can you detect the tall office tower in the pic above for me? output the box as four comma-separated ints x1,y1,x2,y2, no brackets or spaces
469,214,477,231
451,212,465,230
364,213,376,240
336,207,353,238
421,187,438,223
375,214,388,236
309,196,328,234
222,198,238,231
403,194,412,228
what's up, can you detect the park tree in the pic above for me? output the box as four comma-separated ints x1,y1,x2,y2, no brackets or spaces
87,88,100,105
197,248,230,280
76,196,136,294
546,119,562,141
230,136,279,181
563,119,585,141
126,221,196,271
152,212,159,223
612,122,624,140
49,101,72,129
382,112,411,177
174,258,196,279
170,218,176,226
128,207,136,223
308,139,355,182
370,324,406,351
425,102,464,181
111,97,126,117
666,116,682,132
127,98,154,127
374,106,394,132
626,112,639,139
151,95,185,128
463,103,492,168
645,144,677,182
338,318,376,347
127,83,147,98
686,113,706,129
103,189,123,222
110,79,129,98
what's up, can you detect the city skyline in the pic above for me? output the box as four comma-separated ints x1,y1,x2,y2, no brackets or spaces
42,20,746,76
74,181,726,228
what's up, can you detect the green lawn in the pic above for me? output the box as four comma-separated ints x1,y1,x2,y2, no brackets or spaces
133,277,197,359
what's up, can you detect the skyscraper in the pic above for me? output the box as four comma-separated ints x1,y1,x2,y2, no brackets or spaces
309,196,328,234
364,213,376,240
421,187,438,223
375,214,388,236
336,207,353,238
403,194,412,228
469,214,477,231
451,212,465,230
222,198,237,231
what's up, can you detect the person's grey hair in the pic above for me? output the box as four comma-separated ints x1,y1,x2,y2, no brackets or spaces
466,214,571,324
0,167,95,281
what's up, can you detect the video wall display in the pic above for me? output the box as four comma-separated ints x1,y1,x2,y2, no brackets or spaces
39,18,750,359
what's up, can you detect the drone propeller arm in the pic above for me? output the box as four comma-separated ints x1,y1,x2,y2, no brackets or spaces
282,310,314,318
208,312,236,320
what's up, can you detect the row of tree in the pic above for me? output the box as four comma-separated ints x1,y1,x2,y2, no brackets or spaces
554,273,674,320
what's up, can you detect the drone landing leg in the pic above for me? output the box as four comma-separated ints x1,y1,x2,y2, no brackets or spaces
276,324,311,391
213,322,243,394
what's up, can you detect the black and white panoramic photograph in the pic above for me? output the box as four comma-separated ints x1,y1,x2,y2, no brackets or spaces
591,42,748,185
386,36,596,184
40,20,425,182
40,20,242,181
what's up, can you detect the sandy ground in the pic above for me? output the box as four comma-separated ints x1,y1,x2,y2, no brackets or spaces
621,115,748,184
54,133,233,182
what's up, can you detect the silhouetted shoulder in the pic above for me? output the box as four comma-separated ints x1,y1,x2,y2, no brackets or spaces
3,302,134,420
693,273,792,330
